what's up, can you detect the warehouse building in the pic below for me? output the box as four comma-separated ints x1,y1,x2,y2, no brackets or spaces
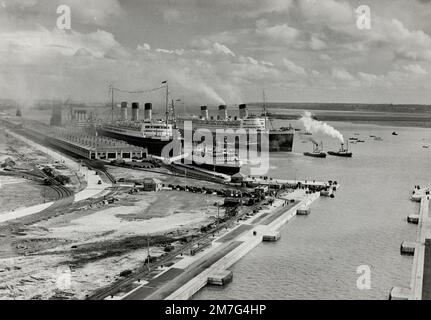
45,128,147,161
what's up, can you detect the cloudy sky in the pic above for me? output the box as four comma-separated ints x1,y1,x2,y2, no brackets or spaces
2,0,431,107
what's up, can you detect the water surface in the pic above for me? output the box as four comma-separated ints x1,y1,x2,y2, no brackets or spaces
194,121,431,299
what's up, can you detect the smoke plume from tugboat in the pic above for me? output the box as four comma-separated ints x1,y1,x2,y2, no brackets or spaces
300,111,344,143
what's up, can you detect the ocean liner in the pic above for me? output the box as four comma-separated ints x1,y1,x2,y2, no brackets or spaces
177,103,295,153
183,145,242,175
96,101,242,175
96,102,177,156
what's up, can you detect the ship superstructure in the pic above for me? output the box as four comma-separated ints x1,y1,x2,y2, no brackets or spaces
96,102,178,156
177,103,294,152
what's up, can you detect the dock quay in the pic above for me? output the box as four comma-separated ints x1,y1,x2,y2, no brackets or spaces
113,189,321,300
262,231,281,242
207,270,233,286
296,202,311,215
392,191,431,299
400,241,416,255
407,214,419,224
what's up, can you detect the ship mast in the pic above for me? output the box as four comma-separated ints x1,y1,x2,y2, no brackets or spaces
163,80,169,126
171,98,180,129
262,90,273,129
110,84,114,122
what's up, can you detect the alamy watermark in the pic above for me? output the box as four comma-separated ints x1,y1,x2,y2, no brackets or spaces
56,5,71,30
161,121,269,176
356,265,371,290
356,5,371,30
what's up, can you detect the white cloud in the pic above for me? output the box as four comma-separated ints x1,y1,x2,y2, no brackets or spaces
0,28,125,60
319,54,332,61
239,56,259,65
137,43,151,51
163,8,182,23
380,19,431,61
298,0,353,26
310,36,327,50
331,67,355,81
212,42,236,56
401,64,427,74
256,19,299,44
283,58,307,76
2,0,123,27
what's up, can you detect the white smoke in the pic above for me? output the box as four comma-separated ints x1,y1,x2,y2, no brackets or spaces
300,111,344,143
169,71,226,105
196,84,226,105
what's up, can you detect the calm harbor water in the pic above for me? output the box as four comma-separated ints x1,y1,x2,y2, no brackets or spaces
193,121,431,300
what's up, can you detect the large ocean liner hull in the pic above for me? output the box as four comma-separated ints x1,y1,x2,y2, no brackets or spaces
180,128,294,153
96,127,170,156
97,127,241,175
269,131,294,152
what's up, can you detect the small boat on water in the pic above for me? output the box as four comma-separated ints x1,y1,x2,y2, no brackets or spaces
349,137,358,141
328,142,353,157
357,139,365,143
392,131,398,136
304,141,326,158
370,135,375,138
423,145,429,149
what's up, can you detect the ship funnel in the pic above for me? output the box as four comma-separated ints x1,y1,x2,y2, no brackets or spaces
144,103,152,121
131,102,139,121
200,106,208,120
120,102,128,121
217,105,227,120
239,104,248,119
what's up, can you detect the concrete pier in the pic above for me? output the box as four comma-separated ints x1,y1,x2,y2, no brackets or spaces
120,190,321,300
163,192,320,300
262,231,281,242
296,204,311,215
407,214,419,224
401,195,431,299
400,241,416,255
389,287,410,300
207,270,233,286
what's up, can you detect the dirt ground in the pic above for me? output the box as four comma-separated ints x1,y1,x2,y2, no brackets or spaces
0,130,83,214
106,165,226,189
0,189,221,300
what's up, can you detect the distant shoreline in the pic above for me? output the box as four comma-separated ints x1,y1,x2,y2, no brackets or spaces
266,110,431,129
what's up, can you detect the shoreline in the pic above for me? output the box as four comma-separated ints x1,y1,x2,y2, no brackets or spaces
114,189,324,300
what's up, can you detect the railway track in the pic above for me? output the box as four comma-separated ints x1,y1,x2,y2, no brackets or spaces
4,144,74,200
86,199,261,300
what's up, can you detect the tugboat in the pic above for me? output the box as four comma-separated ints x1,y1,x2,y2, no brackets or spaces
328,142,353,157
304,141,326,158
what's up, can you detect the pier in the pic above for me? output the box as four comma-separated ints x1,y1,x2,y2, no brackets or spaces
392,192,431,299
116,190,321,300
409,196,431,299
